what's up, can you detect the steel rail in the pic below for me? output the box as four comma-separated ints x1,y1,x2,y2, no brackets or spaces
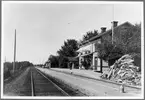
31,70,34,96
34,68,70,96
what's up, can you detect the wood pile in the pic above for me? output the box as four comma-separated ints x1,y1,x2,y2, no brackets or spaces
101,54,141,86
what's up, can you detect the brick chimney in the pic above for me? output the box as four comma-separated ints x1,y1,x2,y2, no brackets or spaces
111,21,118,27
101,27,107,33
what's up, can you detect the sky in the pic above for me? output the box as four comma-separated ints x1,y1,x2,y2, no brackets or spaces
2,1,143,64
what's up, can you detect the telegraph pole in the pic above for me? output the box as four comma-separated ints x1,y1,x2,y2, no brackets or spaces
112,4,114,44
13,29,16,73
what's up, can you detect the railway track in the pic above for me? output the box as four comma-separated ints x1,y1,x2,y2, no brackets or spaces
30,67,69,96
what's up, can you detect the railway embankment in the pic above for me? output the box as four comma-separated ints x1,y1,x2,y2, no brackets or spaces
3,67,31,96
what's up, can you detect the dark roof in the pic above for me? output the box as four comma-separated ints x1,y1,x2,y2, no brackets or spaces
80,21,133,46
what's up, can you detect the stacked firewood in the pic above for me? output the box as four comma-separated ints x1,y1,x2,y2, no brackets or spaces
101,54,141,86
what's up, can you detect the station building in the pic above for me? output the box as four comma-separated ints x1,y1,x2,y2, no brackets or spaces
77,21,133,72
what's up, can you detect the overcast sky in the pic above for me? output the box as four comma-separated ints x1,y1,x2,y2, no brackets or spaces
2,1,143,64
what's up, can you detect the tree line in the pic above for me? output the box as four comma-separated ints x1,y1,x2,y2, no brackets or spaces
4,61,33,79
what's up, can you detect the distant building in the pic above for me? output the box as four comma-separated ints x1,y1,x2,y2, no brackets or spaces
77,21,133,72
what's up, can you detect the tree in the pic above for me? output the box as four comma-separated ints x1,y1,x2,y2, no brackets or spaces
80,30,99,45
114,23,141,55
96,23,141,68
48,55,59,68
57,39,79,68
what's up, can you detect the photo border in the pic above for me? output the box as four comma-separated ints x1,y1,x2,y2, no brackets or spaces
1,0,144,99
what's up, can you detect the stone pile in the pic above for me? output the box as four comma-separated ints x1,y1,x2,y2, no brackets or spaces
101,54,141,86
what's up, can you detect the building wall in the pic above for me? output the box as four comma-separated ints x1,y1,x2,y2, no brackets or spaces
78,22,132,70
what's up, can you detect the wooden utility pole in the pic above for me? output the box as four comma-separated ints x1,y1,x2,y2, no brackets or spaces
13,29,16,73
112,4,114,44
112,22,114,44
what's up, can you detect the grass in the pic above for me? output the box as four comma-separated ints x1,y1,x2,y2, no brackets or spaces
4,67,29,84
